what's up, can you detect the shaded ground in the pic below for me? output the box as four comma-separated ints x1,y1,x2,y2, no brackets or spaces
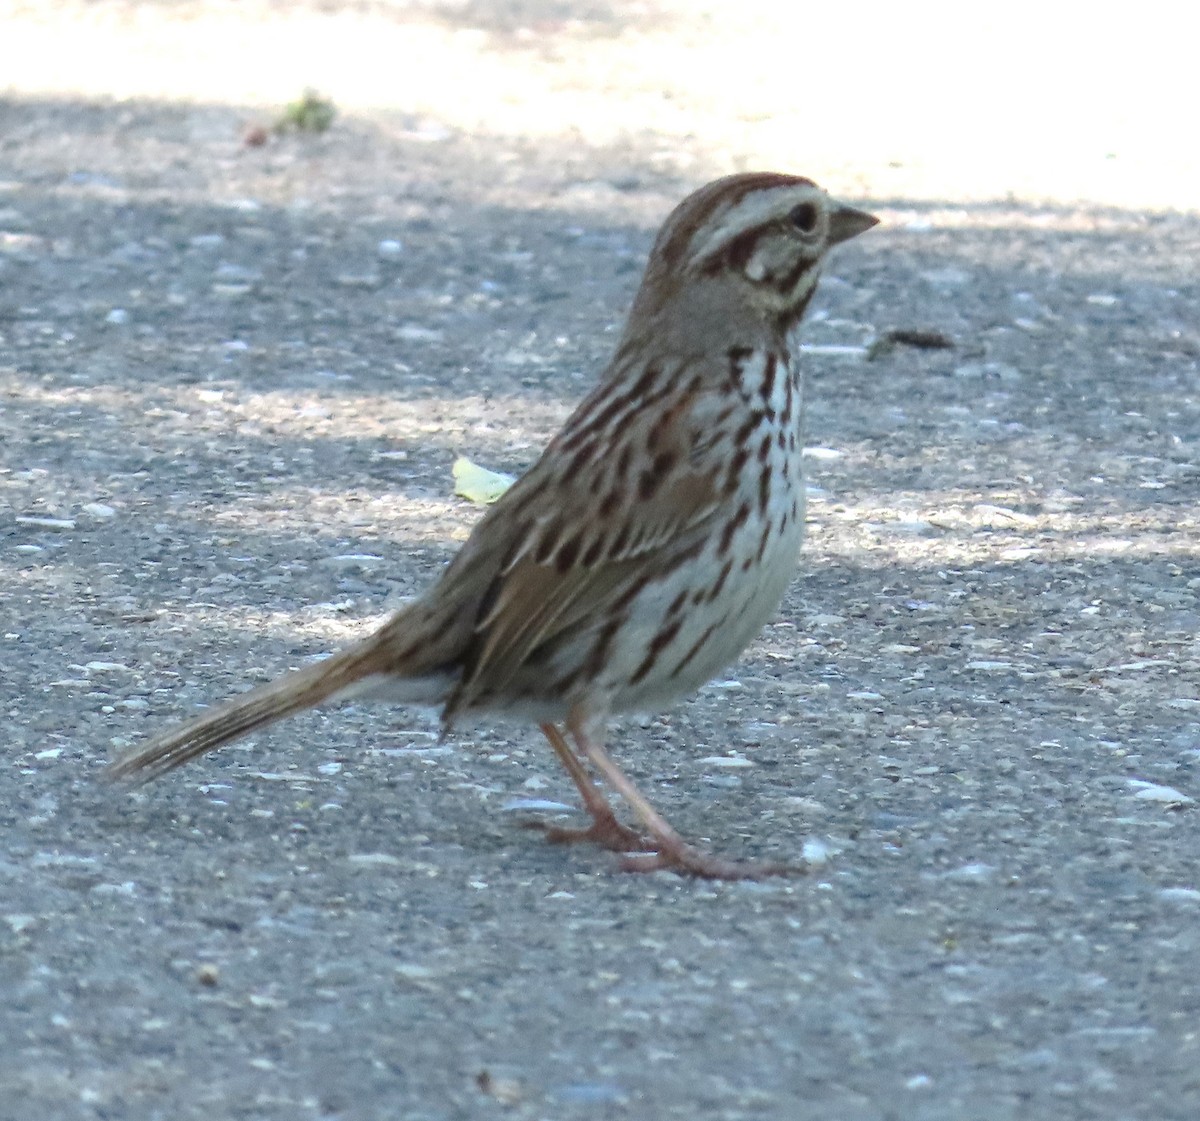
3,46,1200,1121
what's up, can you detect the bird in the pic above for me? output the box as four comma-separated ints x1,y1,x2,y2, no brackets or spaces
105,172,878,880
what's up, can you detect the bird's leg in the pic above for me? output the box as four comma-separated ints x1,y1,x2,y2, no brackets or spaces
530,722,653,852
566,711,797,881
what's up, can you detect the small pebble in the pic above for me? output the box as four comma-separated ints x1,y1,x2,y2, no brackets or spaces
802,446,844,460
320,554,384,570
1128,780,1194,805
346,852,403,867
195,963,220,987
500,798,575,813
15,516,75,530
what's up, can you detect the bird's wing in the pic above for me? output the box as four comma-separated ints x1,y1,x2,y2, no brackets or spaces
444,370,737,716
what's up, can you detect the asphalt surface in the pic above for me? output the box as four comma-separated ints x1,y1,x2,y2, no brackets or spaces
3,26,1200,1121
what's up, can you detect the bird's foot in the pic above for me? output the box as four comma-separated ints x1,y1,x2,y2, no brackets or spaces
524,813,654,853
618,839,801,881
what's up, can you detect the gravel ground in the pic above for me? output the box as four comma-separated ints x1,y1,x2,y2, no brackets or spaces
3,5,1200,1120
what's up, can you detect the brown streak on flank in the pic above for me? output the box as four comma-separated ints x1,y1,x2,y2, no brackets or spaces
727,346,756,403
670,619,722,679
616,444,633,480
725,444,750,493
755,520,773,564
668,539,705,569
629,617,683,685
707,558,733,603
776,429,786,450
548,665,582,697
582,615,624,680
667,589,689,617
758,463,771,516
760,353,777,405
718,502,751,557
611,563,655,611
638,468,661,501
758,432,772,463
728,345,753,382
735,412,764,448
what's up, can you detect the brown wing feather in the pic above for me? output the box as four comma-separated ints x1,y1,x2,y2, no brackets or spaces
444,375,727,718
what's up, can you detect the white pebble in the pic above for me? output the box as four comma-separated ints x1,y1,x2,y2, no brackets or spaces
105,308,128,325
346,852,403,867
81,503,116,519
395,323,443,342
1127,780,1194,805
500,798,575,813
320,553,384,570
214,263,262,282
801,837,832,865
798,344,868,359
16,516,75,530
943,862,996,882
377,239,404,257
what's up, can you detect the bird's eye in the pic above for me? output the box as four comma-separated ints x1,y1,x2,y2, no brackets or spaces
788,202,818,233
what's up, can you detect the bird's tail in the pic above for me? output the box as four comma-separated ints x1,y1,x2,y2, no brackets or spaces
103,641,386,787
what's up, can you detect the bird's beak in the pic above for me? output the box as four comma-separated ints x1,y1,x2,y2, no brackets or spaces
828,203,879,245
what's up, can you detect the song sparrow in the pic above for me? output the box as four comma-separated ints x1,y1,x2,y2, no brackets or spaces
106,172,878,879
